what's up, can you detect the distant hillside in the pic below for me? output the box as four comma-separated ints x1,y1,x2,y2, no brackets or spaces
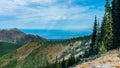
0,28,47,43
0,36,91,68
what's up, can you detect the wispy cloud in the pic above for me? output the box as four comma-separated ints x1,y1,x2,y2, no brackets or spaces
0,0,105,30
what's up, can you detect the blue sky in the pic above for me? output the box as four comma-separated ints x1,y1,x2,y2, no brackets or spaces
0,0,106,31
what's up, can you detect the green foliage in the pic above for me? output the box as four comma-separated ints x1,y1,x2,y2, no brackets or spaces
0,51,17,68
99,42,107,54
0,42,21,57
100,0,113,51
112,0,120,48
61,58,66,68
21,56,48,68
90,0,114,55
90,16,100,55
91,16,98,48
2,59,17,68
83,51,90,58
67,55,75,66
21,48,48,68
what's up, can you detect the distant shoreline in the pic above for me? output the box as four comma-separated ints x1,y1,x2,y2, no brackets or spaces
21,29,92,39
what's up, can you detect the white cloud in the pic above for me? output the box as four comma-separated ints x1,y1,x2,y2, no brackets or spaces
0,0,57,15
0,0,104,30
14,0,57,6
0,0,17,15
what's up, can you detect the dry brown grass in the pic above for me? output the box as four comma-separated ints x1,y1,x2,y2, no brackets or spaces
11,41,78,62
107,59,119,63
38,44,66,61
76,50,120,68
115,65,120,68
76,62,92,68
16,42,40,60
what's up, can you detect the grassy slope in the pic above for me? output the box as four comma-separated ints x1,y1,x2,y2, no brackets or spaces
0,42,22,57
0,41,66,68
0,36,91,68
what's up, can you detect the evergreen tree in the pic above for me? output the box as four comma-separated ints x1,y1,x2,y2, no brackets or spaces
112,0,120,48
67,55,75,66
45,61,49,68
61,58,66,68
99,41,107,54
100,0,113,52
94,20,101,54
91,16,98,55
97,20,101,45
100,15,107,53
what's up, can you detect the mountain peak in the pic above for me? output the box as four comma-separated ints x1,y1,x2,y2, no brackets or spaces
10,28,19,31
10,28,20,31
0,28,47,43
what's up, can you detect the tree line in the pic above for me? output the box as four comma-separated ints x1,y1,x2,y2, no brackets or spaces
91,0,120,55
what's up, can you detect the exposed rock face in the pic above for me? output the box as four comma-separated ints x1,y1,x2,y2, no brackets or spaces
0,28,46,43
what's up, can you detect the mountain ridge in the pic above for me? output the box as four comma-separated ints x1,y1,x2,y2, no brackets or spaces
0,28,47,43
0,36,91,68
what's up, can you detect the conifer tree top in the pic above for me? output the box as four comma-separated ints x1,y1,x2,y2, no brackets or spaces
105,0,111,12
95,16,97,22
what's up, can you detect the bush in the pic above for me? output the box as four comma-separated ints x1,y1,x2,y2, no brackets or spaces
118,53,120,58
2,59,17,68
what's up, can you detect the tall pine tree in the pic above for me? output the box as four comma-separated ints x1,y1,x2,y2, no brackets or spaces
91,16,98,55
100,0,113,53
95,20,101,53
112,0,120,48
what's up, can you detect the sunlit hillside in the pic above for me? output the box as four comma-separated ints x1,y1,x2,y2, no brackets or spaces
0,36,91,68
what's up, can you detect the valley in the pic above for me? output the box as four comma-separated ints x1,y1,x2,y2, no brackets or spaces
0,30,91,68
0,0,120,68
